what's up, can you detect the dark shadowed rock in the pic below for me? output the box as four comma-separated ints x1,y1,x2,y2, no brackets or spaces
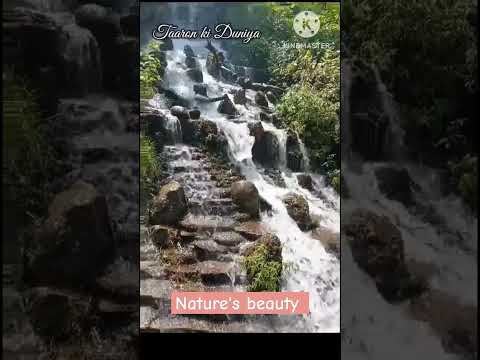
344,210,425,302
297,174,313,191
233,88,247,105
217,94,238,116
186,68,203,82
170,105,189,121
189,108,201,120
149,181,188,225
27,181,114,285
283,193,313,231
231,181,260,218
193,83,207,97
184,45,195,58
266,90,278,104
26,287,91,340
185,56,197,69
252,131,280,168
254,91,269,107
375,166,418,207
148,225,178,248
286,131,304,172
248,122,264,142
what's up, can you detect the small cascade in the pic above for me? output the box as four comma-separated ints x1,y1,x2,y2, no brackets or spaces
297,134,311,172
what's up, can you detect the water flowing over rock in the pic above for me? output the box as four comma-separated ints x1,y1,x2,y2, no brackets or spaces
283,193,313,231
231,180,260,218
312,226,339,257
170,105,189,120
297,174,313,191
28,181,114,285
286,131,304,172
189,108,201,119
266,90,278,104
149,181,188,225
184,44,195,58
185,56,197,69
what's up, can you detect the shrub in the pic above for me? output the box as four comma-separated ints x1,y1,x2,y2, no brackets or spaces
244,243,282,292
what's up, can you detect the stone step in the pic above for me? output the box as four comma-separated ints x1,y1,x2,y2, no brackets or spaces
140,261,167,280
180,214,237,232
165,260,240,286
192,240,232,261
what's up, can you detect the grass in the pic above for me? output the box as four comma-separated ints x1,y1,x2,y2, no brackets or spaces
243,244,282,292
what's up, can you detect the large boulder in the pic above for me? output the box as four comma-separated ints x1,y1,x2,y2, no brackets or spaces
254,91,269,107
26,287,91,340
189,108,201,120
217,94,238,116
233,88,247,105
193,83,207,97
185,56,197,69
231,181,260,218
282,193,313,231
297,174,313,191
252,131,280,168
286,131,304,172
170,105,189,121
206,53,220,78
27,181,114,285
148,181,188,225
186,68,203,83
248,122,264,142
343,210,424,301
375,166,418,206
184,45,195,58
312,226,339,257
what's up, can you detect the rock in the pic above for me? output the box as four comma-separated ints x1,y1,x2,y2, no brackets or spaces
196,261,235,285
95,258,138,298
233,88,247,105
375,166,418,206
257,233,282,262
26,287,91,340
27,181,114,285
186,68,203,82
206,53,220,78
265,84,284,97
161,37,173,51
184,45,195,58
198,119,218,137
259,112,270,122
286,131,304,172
312,226,339,257
237,76,252,88
343,210,422,302
255,91,269,107
271,113,286,129
351,112,388,160
149,181,188,225
189,108,201,120
252,131,280,168
220,66,237,83
239,242,258,256
185,56,197,69
163,89,191,107
259,196,273,213
170,105,189,121
266,90,278,103
193,83,207,97
234,222,267,240
217,94,238,116
231,181,260,218
193,240,230,261
297,174,313,191
180,214,236,232
283,193,312,231
120,13,138,37
112,36,139,100
148,225,177,248
248,122,264,142
213,232,246,246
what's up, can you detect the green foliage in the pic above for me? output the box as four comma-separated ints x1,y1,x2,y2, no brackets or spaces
3,70,57,215
140,134,162,197
276,48,340,173
449,154,478,212
140,40,166,99
244,244,282,292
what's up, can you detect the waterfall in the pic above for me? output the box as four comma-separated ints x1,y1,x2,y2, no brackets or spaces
149,36,340,332
297,134,311,172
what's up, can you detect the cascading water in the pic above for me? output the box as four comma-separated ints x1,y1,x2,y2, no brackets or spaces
149,38,340,332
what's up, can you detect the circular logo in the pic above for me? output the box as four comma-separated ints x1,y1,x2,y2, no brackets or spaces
293,11,320,38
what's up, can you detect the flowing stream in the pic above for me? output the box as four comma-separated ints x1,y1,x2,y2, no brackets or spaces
146,38,340,332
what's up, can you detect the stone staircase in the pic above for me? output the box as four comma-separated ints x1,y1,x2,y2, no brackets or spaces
140,144,269,333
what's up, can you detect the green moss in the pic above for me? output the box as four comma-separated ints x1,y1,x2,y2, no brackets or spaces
244,244,282,292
